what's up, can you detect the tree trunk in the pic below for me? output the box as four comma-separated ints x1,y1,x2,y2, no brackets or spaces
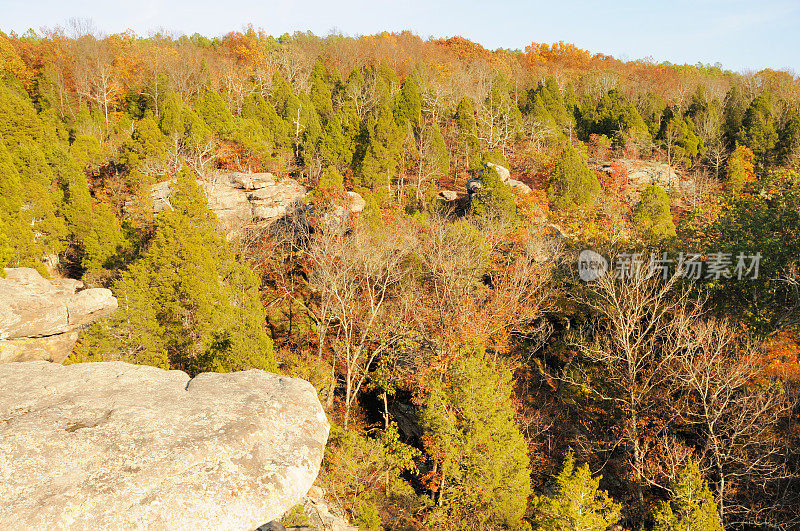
382,391,389,430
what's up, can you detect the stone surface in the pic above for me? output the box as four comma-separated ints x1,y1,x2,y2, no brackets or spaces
438,190,458,201
0,361,330,531
345,191,366,213
507,178,532,195
327,191,366,220
297,487,358,531
266,485,356,531
484,161,511,182
0,331,80,364
143,172,307,233
466,177,483,193
604,159,682,205
0,268,117,364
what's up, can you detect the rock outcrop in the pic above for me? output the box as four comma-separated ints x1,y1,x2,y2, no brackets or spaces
602,159,692,204
438,190,458,202
146,172,307,233
0,361,330,530
0,268,117,364
344,191,366,213
472,162,532,195
484,161,510,182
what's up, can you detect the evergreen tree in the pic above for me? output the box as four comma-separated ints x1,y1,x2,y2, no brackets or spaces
737,92,778,168
421,350,531,528
69,134,108,173
70,167,275,375
653,460,723,531
0,133,32,266
0,220,13,274
119,115,170,171
159,92,184,137
298,92,323,162
320,113,348,168
471,164,516,225
631,184,676,241
531,450,621,531
580,89,648,142
242,92,290,150
81,202,128,273
309,58,333,122
394,75,422,129
358,104,402,189
723,85,749,144
195,88,234,137
660,108,704,167
543,76,572,130
0,84,69,268
641,91,667,139
725,144,756,194
271,71,293,116
530,93,558,135
548,143,600,210
232,117,272,162
310,165,345,206
778,111,800,169
360,192,384,228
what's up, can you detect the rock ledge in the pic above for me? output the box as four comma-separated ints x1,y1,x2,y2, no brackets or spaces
0,361,330,530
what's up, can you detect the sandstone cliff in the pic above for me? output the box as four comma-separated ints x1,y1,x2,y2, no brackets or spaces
0,361,330,530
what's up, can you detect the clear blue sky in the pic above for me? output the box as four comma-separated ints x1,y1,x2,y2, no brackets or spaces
1,0,798,72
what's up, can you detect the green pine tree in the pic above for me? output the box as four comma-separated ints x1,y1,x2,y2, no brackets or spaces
737,92,778,168
632,184,676,242
195,88,234,137
159,92,184,137
653,460,723,531
310,58,333,122
548,143,600,210
420,349,531,528
358,104,402,189
81,202,129,274
471,164,516,225
531,449,621,531
70,167,275,375
394,75,422,129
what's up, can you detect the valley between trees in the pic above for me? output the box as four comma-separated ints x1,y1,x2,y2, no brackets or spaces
1,27,799,529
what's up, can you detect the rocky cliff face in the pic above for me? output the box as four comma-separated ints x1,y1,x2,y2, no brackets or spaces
0,268,118,364
465,162,532,196
0,361,330,530
147,172,307,234
601,159,694,205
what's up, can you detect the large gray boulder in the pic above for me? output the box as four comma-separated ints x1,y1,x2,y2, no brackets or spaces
0,361,330,530
507,178,532,195
144,172,307,233
0,268,117,364
484,161,511,182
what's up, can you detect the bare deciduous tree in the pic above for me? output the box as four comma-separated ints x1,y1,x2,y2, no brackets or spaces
306,219,414,428
564,272,698,519
670,316,795,527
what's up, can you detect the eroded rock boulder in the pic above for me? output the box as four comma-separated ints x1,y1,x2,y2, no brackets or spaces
469,163,532,196
0,268,117,364
484,161,511,182
345,191,366,213
0,361,330,530
507,179,532,195
438,190,458,201
143,172,307,233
